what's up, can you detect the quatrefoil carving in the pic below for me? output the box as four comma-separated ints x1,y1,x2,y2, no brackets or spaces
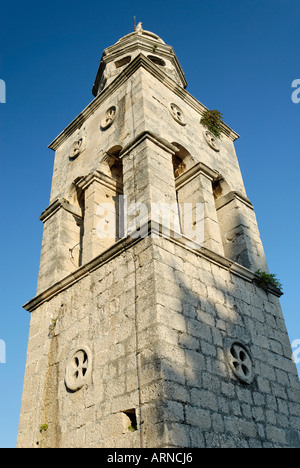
101,105,117,130
203,130,220,152
226,341,253,385
70,138,84,160
65,346,92,392
168,103,186,126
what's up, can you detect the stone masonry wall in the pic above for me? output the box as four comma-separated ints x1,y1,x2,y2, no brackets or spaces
152,236,300,448
17,234,300,448
18,237,170,448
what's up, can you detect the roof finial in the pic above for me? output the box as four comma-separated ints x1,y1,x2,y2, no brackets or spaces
134,16,136,31
135,21,143,32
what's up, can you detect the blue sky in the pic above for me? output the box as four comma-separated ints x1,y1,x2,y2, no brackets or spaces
0,0,299,448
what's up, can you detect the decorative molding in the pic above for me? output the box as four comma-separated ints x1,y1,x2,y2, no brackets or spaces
48,54,239,152
39,199,82,223
175,161,220,191
120,130,178,158
215,191,254,211
39,170,123,224
101,151,119,168
75,169,123,194
23,221,280,314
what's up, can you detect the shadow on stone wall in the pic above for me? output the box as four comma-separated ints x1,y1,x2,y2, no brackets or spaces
136,237,300,448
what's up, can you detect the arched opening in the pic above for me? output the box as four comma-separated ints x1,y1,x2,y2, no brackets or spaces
212,177,231,201
147,55,166,67
115,56,131,68
104,146,124,241
172,153,186,178
171,143,195,236
212,177,234,259
171,143,194,177
66,179,85,268
106,145,123,184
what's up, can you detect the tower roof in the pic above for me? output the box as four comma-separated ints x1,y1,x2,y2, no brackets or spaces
92,23,187,96
116,22,166,44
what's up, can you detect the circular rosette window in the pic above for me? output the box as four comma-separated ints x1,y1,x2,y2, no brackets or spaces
70,138,84,160
168,103,186,126
203,130,220,152
65,346,92,392
101,105,117,130
226,341,254,385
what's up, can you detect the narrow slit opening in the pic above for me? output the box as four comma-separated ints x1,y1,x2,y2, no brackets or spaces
123,409,137,432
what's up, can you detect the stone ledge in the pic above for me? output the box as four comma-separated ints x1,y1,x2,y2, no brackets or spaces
215,191,254,211
75,170,123,194
40,171,122,224
23,221,281,313
175,162,220,190
120,130,178,158
39,198,82,223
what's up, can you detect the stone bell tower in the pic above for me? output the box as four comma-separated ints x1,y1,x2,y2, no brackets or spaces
18,24,300,448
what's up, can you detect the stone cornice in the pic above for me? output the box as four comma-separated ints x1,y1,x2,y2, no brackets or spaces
75,170,123,194
23,221,280,313
175,162,220,191
215,190,254,211
48,54,239,152
120,130,178,158
39,198,82,223
40,171,122,223
23,235,143,312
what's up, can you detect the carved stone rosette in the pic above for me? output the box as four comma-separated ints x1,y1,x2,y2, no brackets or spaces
168,102,186,126
203,129,220,152
225,340,254,385
70,138,84,160
65,346,92,392
101,105,117,130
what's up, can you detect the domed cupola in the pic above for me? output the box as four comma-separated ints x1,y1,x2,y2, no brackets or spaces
92,22,187,96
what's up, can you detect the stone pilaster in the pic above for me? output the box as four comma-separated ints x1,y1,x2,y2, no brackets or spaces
215,191,268,271
77,171,123,264
175,162,224,254
37,199,83,293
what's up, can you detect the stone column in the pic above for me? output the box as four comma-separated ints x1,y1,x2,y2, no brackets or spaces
37,199,83,294
78,171,123,264
215,191,268,271
175,163,224,255
121,132,180,239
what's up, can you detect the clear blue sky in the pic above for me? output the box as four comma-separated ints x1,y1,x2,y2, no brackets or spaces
0,0,299,448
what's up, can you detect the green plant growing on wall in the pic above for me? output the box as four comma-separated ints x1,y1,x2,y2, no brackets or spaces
200,109,223,138
128,425,137,432
255,269,283,291
39,424,48,433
